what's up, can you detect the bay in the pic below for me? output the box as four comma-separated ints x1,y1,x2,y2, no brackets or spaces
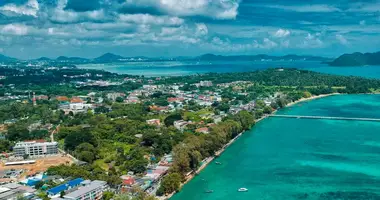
78,61,380,79
171,94,380,200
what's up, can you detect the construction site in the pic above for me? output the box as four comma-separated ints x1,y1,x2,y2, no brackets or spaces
0,155,74,183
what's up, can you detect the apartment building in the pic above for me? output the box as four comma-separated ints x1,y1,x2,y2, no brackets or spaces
62,180,108,200
13,140,58,157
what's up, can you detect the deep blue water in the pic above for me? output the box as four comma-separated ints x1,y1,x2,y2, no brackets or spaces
172,95,380,200
78,61,380,79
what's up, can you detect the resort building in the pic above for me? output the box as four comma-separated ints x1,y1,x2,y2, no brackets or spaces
13,140,58,157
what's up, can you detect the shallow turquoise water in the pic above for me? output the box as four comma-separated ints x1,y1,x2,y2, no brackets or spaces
78,61,380,79
171,95,380,200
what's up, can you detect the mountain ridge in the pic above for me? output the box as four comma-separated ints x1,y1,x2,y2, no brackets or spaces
330,51,380,66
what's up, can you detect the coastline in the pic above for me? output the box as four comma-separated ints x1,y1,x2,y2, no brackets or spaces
162,93,338,200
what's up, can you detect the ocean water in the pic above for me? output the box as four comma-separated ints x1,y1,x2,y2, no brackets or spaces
78,61,380,79
171,95,380,200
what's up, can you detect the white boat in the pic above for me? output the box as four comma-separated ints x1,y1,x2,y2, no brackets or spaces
238,188,248,192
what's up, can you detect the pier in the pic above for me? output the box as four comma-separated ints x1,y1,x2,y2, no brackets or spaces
270,114,380,122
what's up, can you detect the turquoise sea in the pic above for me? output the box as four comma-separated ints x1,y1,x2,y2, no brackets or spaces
78,61,380,79
171,94,380,200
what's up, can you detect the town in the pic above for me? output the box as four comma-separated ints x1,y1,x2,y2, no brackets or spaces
1,64,378,200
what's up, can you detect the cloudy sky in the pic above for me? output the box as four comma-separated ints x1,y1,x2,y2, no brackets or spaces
0,0,379,59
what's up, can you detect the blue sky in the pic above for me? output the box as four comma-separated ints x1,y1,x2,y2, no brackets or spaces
0,0,379,59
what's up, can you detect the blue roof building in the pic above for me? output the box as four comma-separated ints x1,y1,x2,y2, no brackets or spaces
47,178,84,196
67,178,84,187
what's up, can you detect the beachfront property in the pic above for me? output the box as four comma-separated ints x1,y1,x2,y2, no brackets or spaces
13,140,58,157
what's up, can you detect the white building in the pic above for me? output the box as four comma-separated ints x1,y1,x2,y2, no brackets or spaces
106,93,125,101
199,81,213,87
174,120,190,132
13,140,58,157
60,180,108,200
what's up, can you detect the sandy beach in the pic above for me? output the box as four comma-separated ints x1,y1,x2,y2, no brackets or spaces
160,93,338,200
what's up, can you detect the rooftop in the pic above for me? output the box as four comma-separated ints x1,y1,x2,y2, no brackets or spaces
64,180,107,198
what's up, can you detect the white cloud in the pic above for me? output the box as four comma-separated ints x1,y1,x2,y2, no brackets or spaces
122,0,240,19
268,4,340,12
260,38,278,49
50,0,107,23
119,14,184,26
301,33,324,48
195,23,208,36
1,24,28,36
336,34,349,45
273,29,290,38
0,0,39,17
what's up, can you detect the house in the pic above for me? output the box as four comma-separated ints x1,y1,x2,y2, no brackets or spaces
195,127,209,134
173,120,190,131
36,95,49,100
0,183,36,200
70,97,84,110
106,93,125,101
212,115,223,124
56,96,69,102
199,81,213,87
47,178,84,197
146,119,161,126
167,97,184,103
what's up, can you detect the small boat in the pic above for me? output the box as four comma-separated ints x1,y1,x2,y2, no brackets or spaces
238,188,248,192
205,190,214,193
215,161,222,165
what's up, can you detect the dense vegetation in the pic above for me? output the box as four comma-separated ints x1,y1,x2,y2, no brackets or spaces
159,69,380,94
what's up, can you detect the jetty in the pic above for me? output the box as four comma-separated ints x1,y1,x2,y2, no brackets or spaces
270,114,380,122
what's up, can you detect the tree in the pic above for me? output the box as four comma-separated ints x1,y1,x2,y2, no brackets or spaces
60,191,65,198
34,181,44,190
164,113,182,126
263,106,273,114
0,139,11,152
6,123,29,141
102,191,114,200
125,159,148,174
171,144,190,173
74,143,97,163
255,100,265,109
276,98,288,108
157,173,182,195
64,130,95,151
233,110,255,130
116,96,124,103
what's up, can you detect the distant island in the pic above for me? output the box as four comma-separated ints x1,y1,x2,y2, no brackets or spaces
329,51,380,66
5,51,380,67
195,54,330,62
0,53,332,64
